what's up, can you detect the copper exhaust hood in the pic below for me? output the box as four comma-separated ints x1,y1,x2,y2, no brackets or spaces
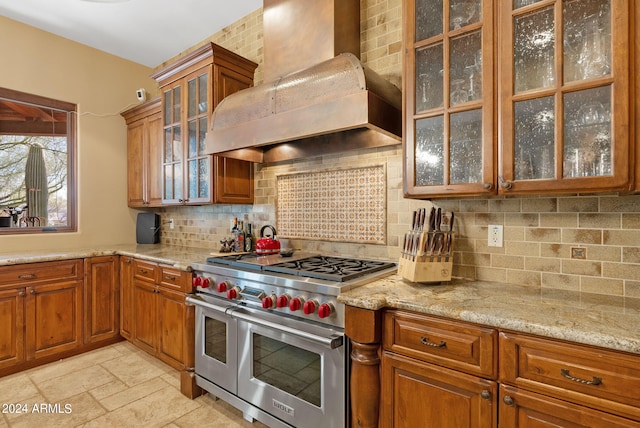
205,0,402,163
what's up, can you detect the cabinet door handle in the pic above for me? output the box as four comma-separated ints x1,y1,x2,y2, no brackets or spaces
420,336,446,348
503,395,514,406
18,290,26,297
481,390,491,400
560,369,602,386
18,274,36,280
498,177,513,190
29,289,36,295
483,182,494,191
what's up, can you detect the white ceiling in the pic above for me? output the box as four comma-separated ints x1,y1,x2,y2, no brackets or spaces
0,0,262,67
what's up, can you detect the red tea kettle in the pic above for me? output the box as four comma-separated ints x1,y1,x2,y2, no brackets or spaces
256,225,281,255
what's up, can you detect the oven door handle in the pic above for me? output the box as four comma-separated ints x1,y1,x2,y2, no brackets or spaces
186,295,234,314
230,307,344,349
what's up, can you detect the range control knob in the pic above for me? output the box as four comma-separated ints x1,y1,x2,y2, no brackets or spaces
262,295,276,309
200,277,211,288
289,297,305,312
276,294,290,308
217,281,229,293
318,303,334,319
192,276,202,287
303,300,318,315
227,286,241,300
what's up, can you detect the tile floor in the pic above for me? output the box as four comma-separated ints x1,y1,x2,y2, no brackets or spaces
0,341,268,427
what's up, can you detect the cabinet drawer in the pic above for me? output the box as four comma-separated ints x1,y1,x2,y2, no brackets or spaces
132,260,159,282
500,331,640,422
383,310,497,378
159,266,191,293
0,260,82,287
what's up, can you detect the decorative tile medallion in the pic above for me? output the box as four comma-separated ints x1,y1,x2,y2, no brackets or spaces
276,165,386,244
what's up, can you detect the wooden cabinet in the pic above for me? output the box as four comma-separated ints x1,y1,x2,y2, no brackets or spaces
119,256,134,340
403,0,495,198
347,306,640,427
27,279,83,361
0,260,83,375
127,258,194,371
500,330,640,425
497,0,630,195
84,256,119,344
403,0,634,198
121,98,163,207
0,288,25,370
380,310,497,428
151,42,257,205
499,384,640,428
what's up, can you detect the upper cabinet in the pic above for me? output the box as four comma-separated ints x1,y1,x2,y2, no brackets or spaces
151,43,258,205
404,0,495,197
122,98,163,208
403,0,633,198
498,0,629,194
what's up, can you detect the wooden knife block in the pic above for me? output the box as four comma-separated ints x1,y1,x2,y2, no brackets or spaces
398,232,454,283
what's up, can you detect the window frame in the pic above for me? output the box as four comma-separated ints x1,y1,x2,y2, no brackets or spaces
0,87,77,234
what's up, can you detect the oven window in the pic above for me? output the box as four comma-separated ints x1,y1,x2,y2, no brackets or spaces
204,317,227,363
252,333,321,407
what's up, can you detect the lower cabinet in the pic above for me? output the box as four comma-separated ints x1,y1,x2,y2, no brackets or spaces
128,259,194,372
0,288,25,370
346,306,640,428
499,384,640,428
381,351,497,428
0,260,85,375
380,309,497,428
84,256,120,344
119,256,134,340
499,331,640,427
0,279,84,370
27,279,83,361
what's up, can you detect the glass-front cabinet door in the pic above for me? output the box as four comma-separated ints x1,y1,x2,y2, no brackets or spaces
498,0,629,194
404,0,495,197
185,70,211,204
161,67,213,205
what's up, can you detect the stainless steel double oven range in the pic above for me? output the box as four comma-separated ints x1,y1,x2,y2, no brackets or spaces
187,252,396,428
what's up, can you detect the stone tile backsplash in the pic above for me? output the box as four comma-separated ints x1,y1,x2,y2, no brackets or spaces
276,165,387,244
156,0,640,298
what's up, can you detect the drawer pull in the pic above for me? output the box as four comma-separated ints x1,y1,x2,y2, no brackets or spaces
166,275,176,281
560,369,602,386
420,336,446,348
18,274,36,279
138,269,148,274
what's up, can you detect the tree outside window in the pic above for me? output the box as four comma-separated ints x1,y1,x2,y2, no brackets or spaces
0,88,77,233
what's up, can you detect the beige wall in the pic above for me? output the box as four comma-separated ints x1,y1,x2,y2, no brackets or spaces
159,1,640,299
0,16,156,252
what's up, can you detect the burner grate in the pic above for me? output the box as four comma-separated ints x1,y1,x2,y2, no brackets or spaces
264,256,396,282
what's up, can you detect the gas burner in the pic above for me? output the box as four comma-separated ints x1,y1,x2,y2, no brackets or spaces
264,256,396,282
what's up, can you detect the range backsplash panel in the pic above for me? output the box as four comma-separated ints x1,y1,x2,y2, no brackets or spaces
276,165,386,243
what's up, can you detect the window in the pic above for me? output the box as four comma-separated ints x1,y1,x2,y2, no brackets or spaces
0,88,77,233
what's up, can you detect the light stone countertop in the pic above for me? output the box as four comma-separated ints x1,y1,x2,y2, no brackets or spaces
2,246,638,356
0,244,218,271
338,274,640,355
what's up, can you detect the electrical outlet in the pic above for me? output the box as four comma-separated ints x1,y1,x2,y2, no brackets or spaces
488,224,503,247
169,218,174,230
